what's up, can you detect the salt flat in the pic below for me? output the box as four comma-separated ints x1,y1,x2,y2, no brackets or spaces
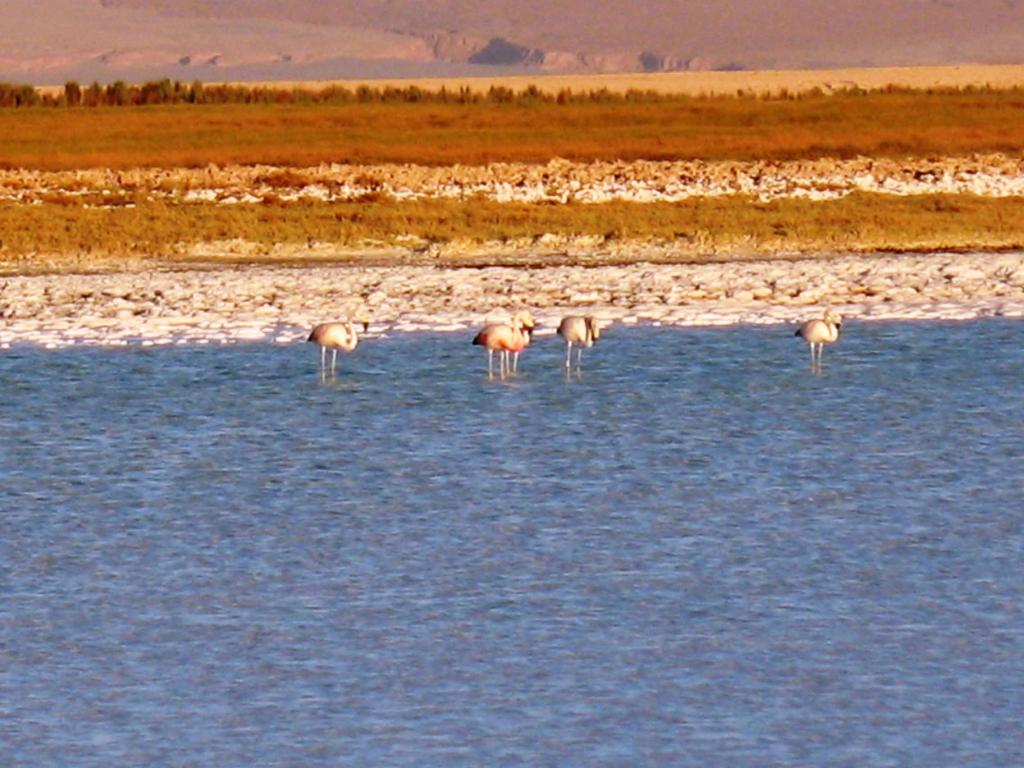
2,251,1022,348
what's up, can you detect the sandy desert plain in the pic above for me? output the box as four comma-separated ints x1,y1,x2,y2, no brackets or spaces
4,64,1024,346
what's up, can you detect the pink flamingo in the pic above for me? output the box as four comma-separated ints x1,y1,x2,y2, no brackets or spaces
472,310,535,378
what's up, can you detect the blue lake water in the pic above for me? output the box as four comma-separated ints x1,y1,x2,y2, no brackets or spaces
1,320,1023,767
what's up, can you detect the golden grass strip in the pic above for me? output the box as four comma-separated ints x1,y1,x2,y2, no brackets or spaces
2,194,1024,272
28,65,1024,101
250,65,1024,99
4,89,1024,171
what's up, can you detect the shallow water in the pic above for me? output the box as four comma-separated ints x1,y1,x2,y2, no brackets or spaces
2,320,1023,767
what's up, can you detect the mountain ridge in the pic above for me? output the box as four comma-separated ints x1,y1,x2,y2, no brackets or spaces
3,0,1024,84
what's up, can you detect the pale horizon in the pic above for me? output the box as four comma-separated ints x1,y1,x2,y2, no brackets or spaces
3,0,1024,85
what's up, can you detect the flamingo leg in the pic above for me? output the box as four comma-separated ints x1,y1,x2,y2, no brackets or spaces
331,348,338,373
810,342,823,369
564,342,572,368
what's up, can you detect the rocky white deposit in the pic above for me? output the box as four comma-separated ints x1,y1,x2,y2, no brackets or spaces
2,250,1022,348
5,154,1024,206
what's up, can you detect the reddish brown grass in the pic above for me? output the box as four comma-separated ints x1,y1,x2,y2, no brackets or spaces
2,90,1024,170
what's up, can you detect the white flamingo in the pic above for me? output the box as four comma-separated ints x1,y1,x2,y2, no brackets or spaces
795,309,842,367
308,316,369,375
557,315,601,369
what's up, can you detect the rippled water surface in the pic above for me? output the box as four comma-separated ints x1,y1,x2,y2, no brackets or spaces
2,320,1023,767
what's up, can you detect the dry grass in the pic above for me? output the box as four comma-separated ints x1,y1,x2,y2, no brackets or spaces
3,194,1024,271
218,64,1024,98
7,76,1024,274
4,88,1024,171
33,65,1024,101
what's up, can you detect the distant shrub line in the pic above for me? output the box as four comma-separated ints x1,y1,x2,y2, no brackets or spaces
2,78,1024,109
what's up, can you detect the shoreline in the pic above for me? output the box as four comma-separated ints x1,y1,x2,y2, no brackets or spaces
2,249,1022,349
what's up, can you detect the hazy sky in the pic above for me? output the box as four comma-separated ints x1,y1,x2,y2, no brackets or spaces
3,0,1023,83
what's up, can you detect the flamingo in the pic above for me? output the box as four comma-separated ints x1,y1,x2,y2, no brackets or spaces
557,315,601,368
308,316,369,375
795,309,842,367
472,310,535,378
509,310,536,374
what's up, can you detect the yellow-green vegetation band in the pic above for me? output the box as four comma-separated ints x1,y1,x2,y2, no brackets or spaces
2,194,1023,268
